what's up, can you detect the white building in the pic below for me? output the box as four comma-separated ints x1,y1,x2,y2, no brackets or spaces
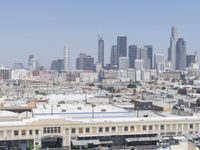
135,59,144,70
80,71,98,83
119,57,129,70
154,54,165,72
135,70,142,81
142,70,151,81
11,69,28,80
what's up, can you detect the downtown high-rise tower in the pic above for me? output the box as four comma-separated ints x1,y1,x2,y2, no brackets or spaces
168,26,177,71
98,35,104,67
117,36,127,68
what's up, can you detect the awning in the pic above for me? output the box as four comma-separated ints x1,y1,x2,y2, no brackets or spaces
71,139,100,146
100,141,113,144
126,136,160,142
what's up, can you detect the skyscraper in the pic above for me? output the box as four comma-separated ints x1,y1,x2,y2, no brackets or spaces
110,45,118,68
76,53,94,70
144,45,153,69
140,47,148,70
128,45,140,68
176,38,186,70
168,26,177,71
28,55,34,68
117,36,127,67
64,46,70,72
51,59,64,72
28,55,40,70
154,54,165,72
186,54,196,68
98,35,104,67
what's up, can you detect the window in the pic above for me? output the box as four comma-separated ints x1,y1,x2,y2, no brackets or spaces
58,127,61,133
54,127,57,133
79,128,83,134
51,127,53,133
143,126,147,131
35,130,39,135
47,127,50,133
29,130,32,135
14,130,18,136
111,127,116,132
130,126,134,131
149,125,152,130
124,126,128,132
72,128,76,134
161,125,165,130
105,127,109,132
86,128,90,133
43,128,47,134
21,130,26,136
99,127,103,133
190,124,193,129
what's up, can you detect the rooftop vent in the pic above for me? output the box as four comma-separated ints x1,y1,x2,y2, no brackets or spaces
61,109,66,112
101,109,106,112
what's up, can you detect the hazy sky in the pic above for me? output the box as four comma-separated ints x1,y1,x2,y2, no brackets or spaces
0,0,200,69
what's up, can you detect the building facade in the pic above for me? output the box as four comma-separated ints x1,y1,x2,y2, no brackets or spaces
118,57,129,70
0,116,200,149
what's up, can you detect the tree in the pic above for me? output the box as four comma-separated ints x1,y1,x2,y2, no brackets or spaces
196,88,200,94
161,86,166,90
127,84,137,88
196,98,200,107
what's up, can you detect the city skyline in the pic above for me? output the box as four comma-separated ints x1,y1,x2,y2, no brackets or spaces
0,0,200,68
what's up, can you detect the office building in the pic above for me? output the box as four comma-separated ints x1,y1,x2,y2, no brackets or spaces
64,46,70,72
176,38,186,70
129,45,140,69
118,57,129,70
14,63,24,69
186,54,196,68
117,36,127,67
0,67,11,80
144,45,153,69
28,55,40,71
168,26,177,71
76,53,94,70
110,45,118,69
50,59,64,72
98,35,104,67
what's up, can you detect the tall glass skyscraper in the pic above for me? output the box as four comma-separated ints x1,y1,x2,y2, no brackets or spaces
176,38,186,70
110,45,118,68
117,36,127,68
168,26,177,71
144,45,153,69
128,45,139,68
98,35,104,67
